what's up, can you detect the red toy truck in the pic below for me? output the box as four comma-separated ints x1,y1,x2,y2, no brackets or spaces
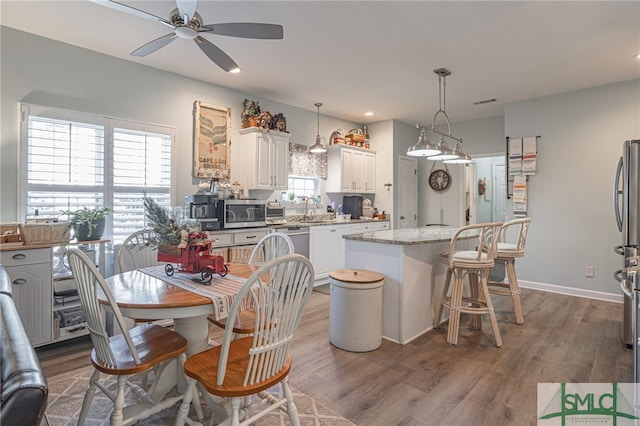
157,240,227,284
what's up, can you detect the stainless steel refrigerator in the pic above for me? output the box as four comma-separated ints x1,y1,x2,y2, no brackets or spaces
613,139,640,381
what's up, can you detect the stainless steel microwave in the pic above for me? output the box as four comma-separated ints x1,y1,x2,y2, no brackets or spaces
222,199,266,229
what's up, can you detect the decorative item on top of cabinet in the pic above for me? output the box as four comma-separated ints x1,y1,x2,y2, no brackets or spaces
325,144,376,194
237,127,292,191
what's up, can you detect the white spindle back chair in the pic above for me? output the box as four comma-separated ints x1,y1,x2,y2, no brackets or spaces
118,229,159,273
176,254,315,426
67,248,188,426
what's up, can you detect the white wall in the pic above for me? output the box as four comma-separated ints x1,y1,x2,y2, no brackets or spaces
505,79,640,295
0,27,359,222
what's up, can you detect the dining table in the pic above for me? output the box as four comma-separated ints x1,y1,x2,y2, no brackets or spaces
100,262,259,422
101,262,258,355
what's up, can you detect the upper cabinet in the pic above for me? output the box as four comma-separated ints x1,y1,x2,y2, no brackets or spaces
237,127,292,191
326,145,376,193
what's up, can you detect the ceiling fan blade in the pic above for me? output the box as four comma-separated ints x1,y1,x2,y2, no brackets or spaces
200,23,284,39
194,36,240,72
89,0,175,29
131,33,177,57
176,0,198,23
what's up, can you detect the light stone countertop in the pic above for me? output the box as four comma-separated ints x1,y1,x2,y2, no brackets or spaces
343,225,478,245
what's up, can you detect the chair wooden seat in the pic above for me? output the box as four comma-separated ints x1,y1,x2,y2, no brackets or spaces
434,222,504,347
208,309,257,335
183,336,292,398
91,323,187,375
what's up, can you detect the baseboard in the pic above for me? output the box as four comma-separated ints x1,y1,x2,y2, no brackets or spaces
518,280,623,304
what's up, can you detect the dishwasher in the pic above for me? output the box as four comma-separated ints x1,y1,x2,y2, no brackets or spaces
278,226,310,258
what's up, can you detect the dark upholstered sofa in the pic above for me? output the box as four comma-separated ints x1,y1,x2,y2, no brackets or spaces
0,264,48,426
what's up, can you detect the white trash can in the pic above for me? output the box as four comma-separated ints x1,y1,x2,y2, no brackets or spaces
329,269,384,352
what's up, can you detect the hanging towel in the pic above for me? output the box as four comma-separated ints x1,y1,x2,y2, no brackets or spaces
522,136,537,175
509,138,522,175
513,175,527,217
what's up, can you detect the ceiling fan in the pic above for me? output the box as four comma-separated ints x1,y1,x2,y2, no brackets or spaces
90,0,284,72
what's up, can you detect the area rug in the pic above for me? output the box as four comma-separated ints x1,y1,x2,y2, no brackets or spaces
44,366,354,426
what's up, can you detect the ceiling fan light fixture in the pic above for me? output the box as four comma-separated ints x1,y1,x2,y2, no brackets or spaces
309,102,327,154
229,67,241,74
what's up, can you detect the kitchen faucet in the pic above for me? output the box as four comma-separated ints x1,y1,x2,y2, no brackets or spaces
303,197,319,220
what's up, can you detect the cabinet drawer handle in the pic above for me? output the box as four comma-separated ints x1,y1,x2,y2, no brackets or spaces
330,230,336,233
12,253,26,260
12,278,27,285
246,235,256,239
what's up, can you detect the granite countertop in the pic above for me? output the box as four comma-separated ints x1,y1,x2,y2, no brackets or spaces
343,225,478,245
272,215,389,229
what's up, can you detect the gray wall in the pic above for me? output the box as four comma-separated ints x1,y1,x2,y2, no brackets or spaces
0,27,358,222
505,80,640,295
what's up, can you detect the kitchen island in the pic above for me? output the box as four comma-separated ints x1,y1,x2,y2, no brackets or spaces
343,226,475,345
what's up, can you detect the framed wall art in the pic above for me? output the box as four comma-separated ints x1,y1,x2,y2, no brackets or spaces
193,101,231,179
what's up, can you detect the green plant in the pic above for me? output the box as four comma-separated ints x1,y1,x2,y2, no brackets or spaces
143,194,187,246
60,207,112,239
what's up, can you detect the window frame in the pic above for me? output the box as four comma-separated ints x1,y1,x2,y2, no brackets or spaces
19,103,177,244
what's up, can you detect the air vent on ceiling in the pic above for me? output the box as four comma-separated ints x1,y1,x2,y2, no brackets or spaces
473,98,497,105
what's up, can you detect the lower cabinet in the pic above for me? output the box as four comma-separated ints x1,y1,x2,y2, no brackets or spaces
1,248,52,346
309,221,390,285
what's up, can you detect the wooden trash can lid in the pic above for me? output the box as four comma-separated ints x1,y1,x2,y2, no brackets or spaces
329,269,384,284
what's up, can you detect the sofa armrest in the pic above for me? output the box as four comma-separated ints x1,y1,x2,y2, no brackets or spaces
0,264,48,426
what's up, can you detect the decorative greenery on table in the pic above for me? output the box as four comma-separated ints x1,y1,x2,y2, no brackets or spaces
143,194,208,248
60,207,112,240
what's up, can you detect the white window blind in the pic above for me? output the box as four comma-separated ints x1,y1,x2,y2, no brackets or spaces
20,104,175,245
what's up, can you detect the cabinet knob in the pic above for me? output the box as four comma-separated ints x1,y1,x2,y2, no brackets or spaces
400,216,406,220
12,253,26,260
12,278,27,285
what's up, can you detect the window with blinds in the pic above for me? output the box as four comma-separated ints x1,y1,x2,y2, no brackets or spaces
20,104,175,245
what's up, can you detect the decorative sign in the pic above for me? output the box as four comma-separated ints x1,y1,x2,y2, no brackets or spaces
193,101,231,179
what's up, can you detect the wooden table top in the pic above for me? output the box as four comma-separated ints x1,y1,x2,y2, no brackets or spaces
102,263,257,310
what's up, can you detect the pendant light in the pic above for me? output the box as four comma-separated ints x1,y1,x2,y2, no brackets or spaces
309,102,327,153
407,68,471,163
407,127,441,157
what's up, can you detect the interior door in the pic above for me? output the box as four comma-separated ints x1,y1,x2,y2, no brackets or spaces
493,163,506,221
398,155,417,229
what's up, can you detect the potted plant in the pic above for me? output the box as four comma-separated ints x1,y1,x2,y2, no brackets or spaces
61,207,112,241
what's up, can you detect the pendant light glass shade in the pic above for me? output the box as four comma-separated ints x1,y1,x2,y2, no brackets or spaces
407,128,441,157
443,142,472,164
309,102,327,153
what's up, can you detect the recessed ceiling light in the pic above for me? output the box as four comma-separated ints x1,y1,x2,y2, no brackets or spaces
364,112,374,116
635,53,640,60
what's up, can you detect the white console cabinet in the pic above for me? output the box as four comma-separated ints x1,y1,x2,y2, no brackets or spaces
326,145,376,194
0,239,107,347
237,127,291,191
0,248,52,346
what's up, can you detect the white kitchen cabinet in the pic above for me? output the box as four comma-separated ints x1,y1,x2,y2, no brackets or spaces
237,127,291,191
326,145,376,194
309,224,353,284
350,221,390,234
0,248,52,346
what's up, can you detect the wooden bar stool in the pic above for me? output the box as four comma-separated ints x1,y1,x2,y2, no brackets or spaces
433,222,503,347
488,217,532,324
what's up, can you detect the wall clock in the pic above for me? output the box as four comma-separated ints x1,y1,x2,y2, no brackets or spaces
429,167,451,192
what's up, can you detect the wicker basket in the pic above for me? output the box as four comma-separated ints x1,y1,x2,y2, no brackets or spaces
19,222,71,245
228,244,261,264
211,247,229,262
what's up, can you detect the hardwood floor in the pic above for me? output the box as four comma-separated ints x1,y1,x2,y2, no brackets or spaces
37,287,632,425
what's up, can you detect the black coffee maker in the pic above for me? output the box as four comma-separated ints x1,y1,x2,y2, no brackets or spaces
185,194,221,231
342,195,363,219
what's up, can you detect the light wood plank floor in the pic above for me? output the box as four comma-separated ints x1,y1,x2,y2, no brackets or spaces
37,287,632,425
